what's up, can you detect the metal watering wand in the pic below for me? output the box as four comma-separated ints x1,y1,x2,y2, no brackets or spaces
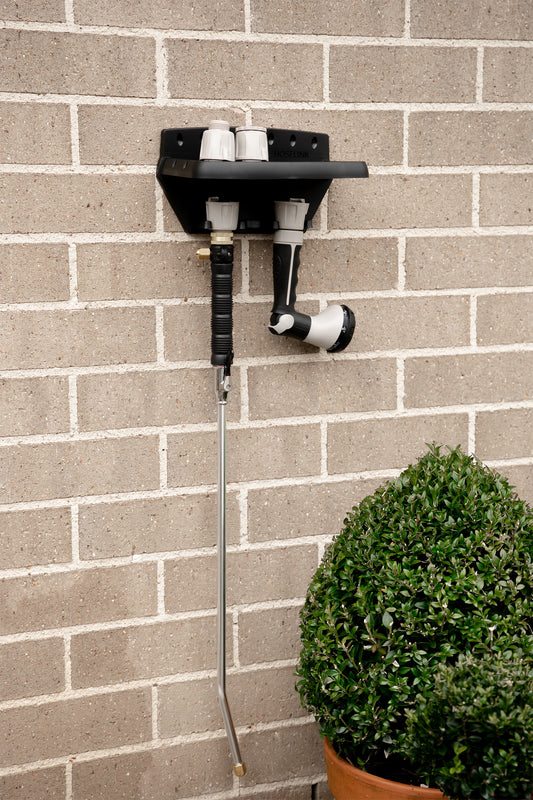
156,119,368,777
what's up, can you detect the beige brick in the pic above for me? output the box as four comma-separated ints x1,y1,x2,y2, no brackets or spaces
484,48,533,102
167,41,323,101
0,31,155,96
77,368,239,430
499,464,533,505
411,0,532,39
0,308,155,369
330,46,476,103
0,103,71,164
405,352,533,408
328,175,472,230
0,174,156,234
77,240,242,300
71,615,224,688
72,738,233,799
0,0,64,20
168,424,321,487
79,492,239,560
248,238,398,295
240,722,324,787
248,360,396,420
74,0,243,28
164,301,325,361
239,605,302,665
165,544,318,612
480,174,533,226
476,408,533,461
241,787,314,800
352,296,470,351
0,376,69,436
0,767,65,800
405,235,533,290
328,414,469,474
248,478,386,543
78,105,246,165
478,293,533,345
0,638,64,701
254,109,402,165
410,112,533,166
0,244,70,302
0,688,151,767
1,563,157,635
158,664,304,737
0,436,159,503
252,0,403,35
0,507,71,569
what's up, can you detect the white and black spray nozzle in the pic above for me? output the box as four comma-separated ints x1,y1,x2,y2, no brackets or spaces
269,199,356,352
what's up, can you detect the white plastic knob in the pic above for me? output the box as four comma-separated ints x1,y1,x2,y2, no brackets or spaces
235,126,269,161
199,120,235,161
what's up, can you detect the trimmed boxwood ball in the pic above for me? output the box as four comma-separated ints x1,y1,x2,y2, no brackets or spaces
404,655,533,800
296,444,533,787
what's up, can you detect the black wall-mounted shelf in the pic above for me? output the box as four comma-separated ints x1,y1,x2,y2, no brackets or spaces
157,127,368,234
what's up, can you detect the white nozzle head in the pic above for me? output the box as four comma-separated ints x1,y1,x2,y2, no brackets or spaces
199,120,235,161
235,126,269,161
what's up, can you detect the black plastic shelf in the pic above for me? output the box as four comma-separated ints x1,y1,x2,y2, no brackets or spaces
157,127,368,234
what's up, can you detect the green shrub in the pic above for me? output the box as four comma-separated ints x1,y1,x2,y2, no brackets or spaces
296,445,533,783
404,655,533,800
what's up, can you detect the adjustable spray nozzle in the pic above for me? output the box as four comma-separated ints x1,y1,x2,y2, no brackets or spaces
269,199,356,352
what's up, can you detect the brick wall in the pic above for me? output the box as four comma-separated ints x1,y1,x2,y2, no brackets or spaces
0,1,532,799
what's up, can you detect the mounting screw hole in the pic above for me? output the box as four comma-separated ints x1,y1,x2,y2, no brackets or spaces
311,136,318,149
176,133,184,146
289,134,296,147
268,134,274,145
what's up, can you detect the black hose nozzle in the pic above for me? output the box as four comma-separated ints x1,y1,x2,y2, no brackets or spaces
269,200,355,352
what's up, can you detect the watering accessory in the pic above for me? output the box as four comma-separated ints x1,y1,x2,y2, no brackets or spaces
270,198,356,351
156,121,368,777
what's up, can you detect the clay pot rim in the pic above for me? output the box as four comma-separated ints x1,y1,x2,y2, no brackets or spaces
324,737,445,798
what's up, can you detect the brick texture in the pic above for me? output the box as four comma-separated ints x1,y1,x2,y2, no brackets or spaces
0,244,70,302
0,31,156,96
0,436,160,503
167,41,323,101
330,46,477,103
0,638,65,701
411,0,532,39
1,563,157,634
2,1,532,798
0,507,71,569
0,689,151,766
328,175,472,229
0,175,156,234
404,235,533,290
78,493,240,559
409,111,533,166
0,103,71,164
484,48,533,102
251,0,404,36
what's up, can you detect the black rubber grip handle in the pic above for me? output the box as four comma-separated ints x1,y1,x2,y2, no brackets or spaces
210,243,234,369
272,242,302,315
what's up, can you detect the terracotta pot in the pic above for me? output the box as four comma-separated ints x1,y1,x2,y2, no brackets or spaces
324,738,446,800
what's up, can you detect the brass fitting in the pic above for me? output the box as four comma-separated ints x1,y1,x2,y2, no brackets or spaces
195,247,210,260
211,230,234,246
233,763,246,777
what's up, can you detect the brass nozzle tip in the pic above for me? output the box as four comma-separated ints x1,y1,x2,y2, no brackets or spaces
195,247,210,260
233,763,246,777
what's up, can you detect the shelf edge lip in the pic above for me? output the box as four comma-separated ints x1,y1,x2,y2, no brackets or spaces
157,157,369,180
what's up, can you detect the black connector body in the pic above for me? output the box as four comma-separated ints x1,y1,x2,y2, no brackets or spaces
210,244,234,370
